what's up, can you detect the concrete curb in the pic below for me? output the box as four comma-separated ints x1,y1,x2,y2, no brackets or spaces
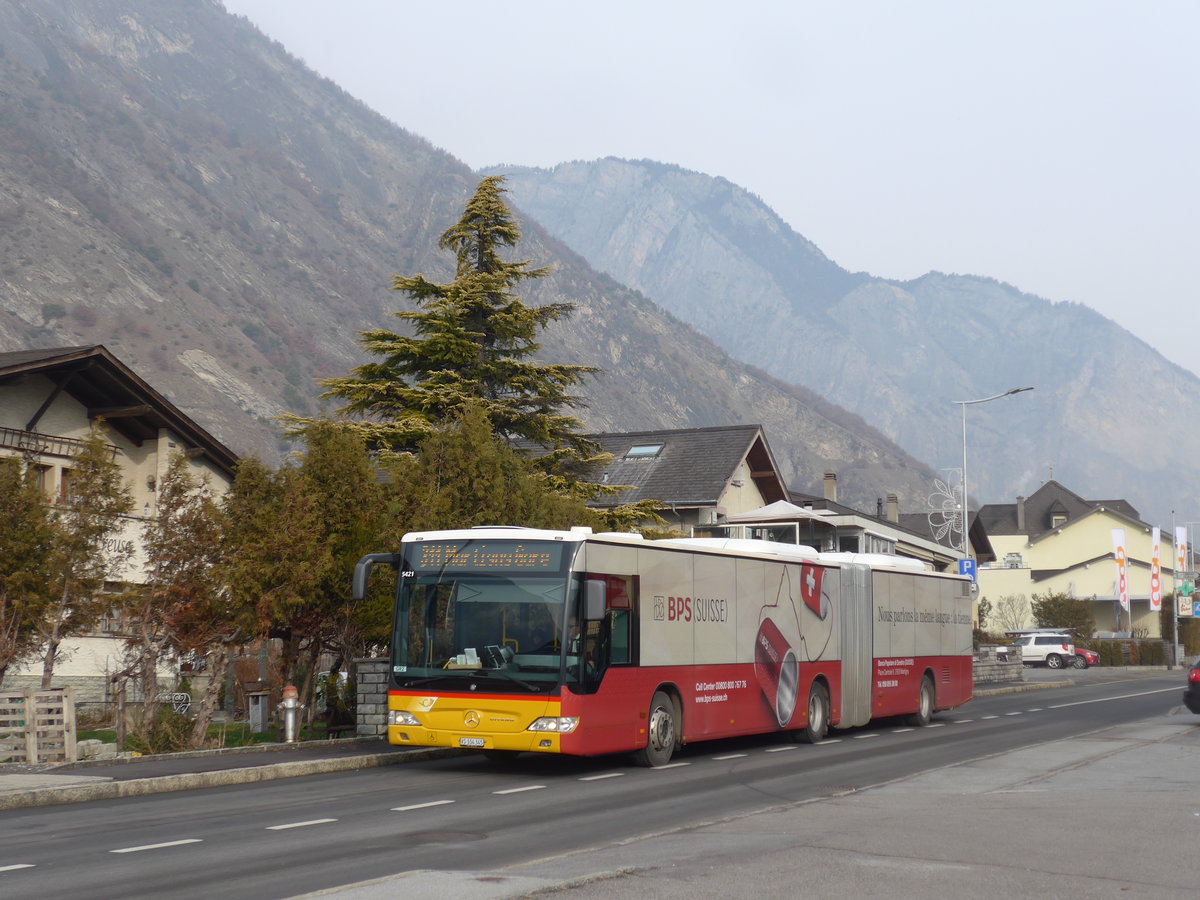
974,680,1071,697
0,747,458,811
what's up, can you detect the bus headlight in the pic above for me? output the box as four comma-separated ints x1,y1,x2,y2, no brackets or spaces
527,717,579,733
389,710,421,726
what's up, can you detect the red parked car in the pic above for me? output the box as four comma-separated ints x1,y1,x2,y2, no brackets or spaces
1072,647,1099,669
1184,660,1200,714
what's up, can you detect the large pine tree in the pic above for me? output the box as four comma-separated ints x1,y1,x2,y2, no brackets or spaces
319,176,598,457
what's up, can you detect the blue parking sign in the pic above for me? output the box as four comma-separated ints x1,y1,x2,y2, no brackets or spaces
958,558,977,582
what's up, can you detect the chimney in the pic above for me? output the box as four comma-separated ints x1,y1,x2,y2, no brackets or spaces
1016,495,1026,532
886,493,900,523
823,471,837,503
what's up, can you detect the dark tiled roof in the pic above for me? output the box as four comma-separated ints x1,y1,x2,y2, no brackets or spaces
0,345,238,476
583,425,786,508
978,479,1146,538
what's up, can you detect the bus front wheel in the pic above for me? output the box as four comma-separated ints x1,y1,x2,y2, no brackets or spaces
634,690,677,767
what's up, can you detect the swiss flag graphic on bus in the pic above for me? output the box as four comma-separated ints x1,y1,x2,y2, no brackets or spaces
800,564,826,618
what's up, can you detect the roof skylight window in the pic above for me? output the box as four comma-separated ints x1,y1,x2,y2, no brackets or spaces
625,443,664,458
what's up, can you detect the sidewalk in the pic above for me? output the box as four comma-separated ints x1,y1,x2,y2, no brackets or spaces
0,738,455,810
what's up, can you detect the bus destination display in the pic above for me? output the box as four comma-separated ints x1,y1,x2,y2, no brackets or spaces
407,541,564,574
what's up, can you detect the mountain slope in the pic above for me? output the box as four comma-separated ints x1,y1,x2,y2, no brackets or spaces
0,0,939,513
490,158,1200,525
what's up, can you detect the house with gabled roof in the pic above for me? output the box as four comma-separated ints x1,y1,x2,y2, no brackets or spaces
976,480,1174,636
0,345,239,703
582,424,788,533
582,428,968,575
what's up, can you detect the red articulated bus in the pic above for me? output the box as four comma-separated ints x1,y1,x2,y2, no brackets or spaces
352,526,974,766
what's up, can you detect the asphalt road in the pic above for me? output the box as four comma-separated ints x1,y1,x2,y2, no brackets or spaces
1,669,1193,899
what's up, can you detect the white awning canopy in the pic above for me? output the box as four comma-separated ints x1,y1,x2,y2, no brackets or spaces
726,500,837,523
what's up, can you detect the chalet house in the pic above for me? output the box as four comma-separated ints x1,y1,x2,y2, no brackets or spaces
0,346,238,703
976,480,1175,636
584,427,966,573
582,425,788,533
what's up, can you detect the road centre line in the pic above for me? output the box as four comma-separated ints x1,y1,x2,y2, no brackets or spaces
928,722,945,727
892,727,914,733
650,761,691,769
764,745,798,752
111,839,202,854
266,819,337,830
712,753,748,760
853,733,880,740
1005,711,1022,716
493,785,547,794
579,772,624,781
392,800,455,811
1048,687,1180,709
0,864,35,872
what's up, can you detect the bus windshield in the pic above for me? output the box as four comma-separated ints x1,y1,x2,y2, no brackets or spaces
391,539,580,689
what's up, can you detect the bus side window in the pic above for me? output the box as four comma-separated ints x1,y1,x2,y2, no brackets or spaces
590,573,635,667
609,609,631,664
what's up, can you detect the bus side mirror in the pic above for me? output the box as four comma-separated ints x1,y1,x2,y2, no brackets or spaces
352,553,402,600
585,579,606,620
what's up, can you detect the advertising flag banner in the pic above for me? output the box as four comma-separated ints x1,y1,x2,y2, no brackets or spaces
1112,529,1129,612
1176,526,1192,617
1150,526,1162,611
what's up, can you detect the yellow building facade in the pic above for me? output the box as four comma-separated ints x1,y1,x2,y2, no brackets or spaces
976,481,1181,637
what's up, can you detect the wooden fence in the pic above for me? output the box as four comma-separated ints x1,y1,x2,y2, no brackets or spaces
0,687,77,764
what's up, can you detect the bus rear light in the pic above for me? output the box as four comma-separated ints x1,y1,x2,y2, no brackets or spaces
389,710,422,726
528,716,579,733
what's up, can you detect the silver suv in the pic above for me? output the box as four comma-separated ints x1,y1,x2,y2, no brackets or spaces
1007,632,1076,669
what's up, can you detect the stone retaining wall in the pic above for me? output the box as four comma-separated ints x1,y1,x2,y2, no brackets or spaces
973,646,1023,683
354,658,388,738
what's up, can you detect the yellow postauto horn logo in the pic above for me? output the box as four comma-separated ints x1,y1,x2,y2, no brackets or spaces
464,710,481,728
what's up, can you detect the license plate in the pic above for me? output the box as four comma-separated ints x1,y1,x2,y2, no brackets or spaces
459,737,485,748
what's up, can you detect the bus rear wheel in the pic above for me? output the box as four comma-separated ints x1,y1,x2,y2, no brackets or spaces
634,690,677,767
797,682,830,744
906,675,935,727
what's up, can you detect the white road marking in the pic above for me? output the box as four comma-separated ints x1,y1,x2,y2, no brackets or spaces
1048,687,1180,709
493,784,546,794
392,800,454,811
266,818,337,831
111,839,202,854
579,772,624,781
0,864,35,872
853,733,880,740
712,753,748,760
650,762,691,769
765,745,798,753
892,727,914,733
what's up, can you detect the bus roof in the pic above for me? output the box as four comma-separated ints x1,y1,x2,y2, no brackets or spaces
398,527,954,576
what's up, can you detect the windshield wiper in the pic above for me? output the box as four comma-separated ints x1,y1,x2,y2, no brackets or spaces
478,668,542,692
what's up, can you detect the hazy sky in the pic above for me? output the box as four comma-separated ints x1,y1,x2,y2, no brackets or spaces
222,0,1198,377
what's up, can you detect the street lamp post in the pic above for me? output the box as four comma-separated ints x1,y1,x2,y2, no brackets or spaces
955,387,1034,558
